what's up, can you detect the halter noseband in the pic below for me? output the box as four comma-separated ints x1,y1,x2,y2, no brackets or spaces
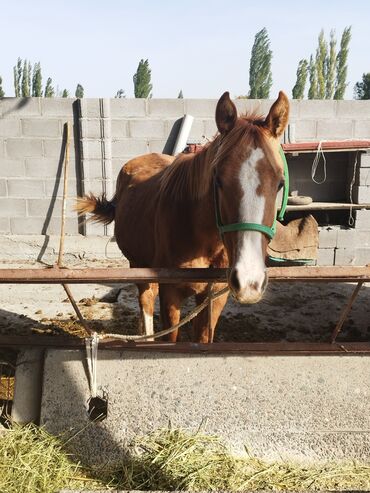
214,146,289,241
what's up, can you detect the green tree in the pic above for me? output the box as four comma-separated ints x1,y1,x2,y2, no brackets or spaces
115,89,125,98
21,59,31,97
334,26,351,100
178,89,183,98
292,59,308,99
248,27,273,99
133,59,153,98
0,76,5,97
316,30,328,99
354,73,370,100
308,55,318,99
75,83,84,98
44,77,55,97
32,62,42,97
13,57,22,97
325,30,337,99
62,89,69,97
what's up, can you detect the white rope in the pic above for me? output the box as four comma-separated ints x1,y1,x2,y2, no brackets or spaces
85,332,99,397
311,140,327,184
348,151,359,227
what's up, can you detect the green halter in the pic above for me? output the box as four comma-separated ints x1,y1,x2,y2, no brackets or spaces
214,146,289,241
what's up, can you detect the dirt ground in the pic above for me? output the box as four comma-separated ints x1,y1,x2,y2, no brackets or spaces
0,259,369,346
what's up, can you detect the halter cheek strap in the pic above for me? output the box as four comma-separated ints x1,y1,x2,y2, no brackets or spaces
214,146,289,241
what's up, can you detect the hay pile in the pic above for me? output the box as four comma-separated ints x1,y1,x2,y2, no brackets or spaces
1,424,370,492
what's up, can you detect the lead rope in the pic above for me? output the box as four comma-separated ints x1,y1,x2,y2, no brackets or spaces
311,140,327,184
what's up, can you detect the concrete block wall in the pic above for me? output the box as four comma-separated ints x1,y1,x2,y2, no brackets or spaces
1,97,370,265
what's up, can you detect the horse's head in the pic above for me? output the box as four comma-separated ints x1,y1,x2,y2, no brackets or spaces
213,91,289,303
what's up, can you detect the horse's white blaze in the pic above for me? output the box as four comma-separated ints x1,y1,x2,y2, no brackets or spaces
234,147,266,299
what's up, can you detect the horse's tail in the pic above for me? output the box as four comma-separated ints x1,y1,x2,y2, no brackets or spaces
75,193,116,225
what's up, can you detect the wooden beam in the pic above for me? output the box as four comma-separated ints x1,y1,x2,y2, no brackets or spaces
282,140,370,153
0,266,369,284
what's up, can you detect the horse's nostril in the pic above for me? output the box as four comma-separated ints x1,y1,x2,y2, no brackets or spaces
230,269,240,292
261,272,268,292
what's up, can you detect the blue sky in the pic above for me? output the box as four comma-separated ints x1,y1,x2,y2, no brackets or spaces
1,0,369,99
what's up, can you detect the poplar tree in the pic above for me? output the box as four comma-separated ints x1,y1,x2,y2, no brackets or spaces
325,30,337,99
316,30,327,99
0,77,5,98
32,62,43,97
334,26,351,100
21,59,31,97
115,89,125,98
308,55,318,99
354,73,370,100
178,89,183,98
44,77,55,97
133,59,153,98
75,84,84,98
292,59,308,99
248,28,273,99
13,57,22,97
62,89,69,97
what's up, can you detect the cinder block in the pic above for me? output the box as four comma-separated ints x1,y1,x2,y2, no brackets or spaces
79,99,101,118
149,99,184,117
25,157,76,178
10,216,79,235
318,226,339,248
0,198,27,217
129,119,166,138
22,118,61,137
354,248,370,265
184,99,216,117
82,139,102,160
27,198,64,217
112,158,126,176
336,100,370,119
353,186,370,204
358,168,370,186
360,154,370,168
334,247,356,265
83,159,104,180
6,138,43,158
299,100,337,118
336,227,358,248
41,98,74,116
354,121,370,139
294,120,317,141
148,140,168,153
0,159,25,177
111,119,128,138
316,120,353,140
85,220,106,236
80,118,101,139
317,248,335,265
110,98,146,118
0,97,41,117
7,178,45,198
44,179,78,198
111,139,148,158
0,139,4,157
354,209,370,229
0,217,10,233
0,118,21,137
43,139,74,159
0,179,7,197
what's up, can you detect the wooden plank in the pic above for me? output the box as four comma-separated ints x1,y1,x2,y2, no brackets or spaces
282,140,370,153
286,202,370,211
0,266,369,284
0,335,369,354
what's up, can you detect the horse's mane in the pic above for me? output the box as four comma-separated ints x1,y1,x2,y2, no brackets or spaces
159,113,267,202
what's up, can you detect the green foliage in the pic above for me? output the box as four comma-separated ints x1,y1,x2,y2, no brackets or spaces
177,89,183,98
325,30,337,99
0,76,4,98
354,73,370,100
248,27,273,99
308,55,318,99
115,88,126,98
334,26,352,100
44,77,55,97
21,59,31,97
13,57,22,97
292,59,308,99
75,83,84,98
62,89,69,98
133,59,153,98
32,62,42,97
316,30,328,99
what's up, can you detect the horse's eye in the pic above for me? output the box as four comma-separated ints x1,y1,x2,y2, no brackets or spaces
215,176,222,189
277,180,285,192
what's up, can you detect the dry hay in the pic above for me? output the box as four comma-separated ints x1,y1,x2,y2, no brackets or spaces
1,425,370,492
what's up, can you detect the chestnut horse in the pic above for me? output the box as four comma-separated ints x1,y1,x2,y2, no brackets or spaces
76,91,289,343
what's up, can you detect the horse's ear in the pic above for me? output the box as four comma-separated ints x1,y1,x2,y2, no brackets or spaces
264,91,290,138
216,92,237,134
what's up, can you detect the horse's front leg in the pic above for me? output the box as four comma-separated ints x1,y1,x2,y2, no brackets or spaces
159,285,182,342
137,283,158,340
192,284,229,343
